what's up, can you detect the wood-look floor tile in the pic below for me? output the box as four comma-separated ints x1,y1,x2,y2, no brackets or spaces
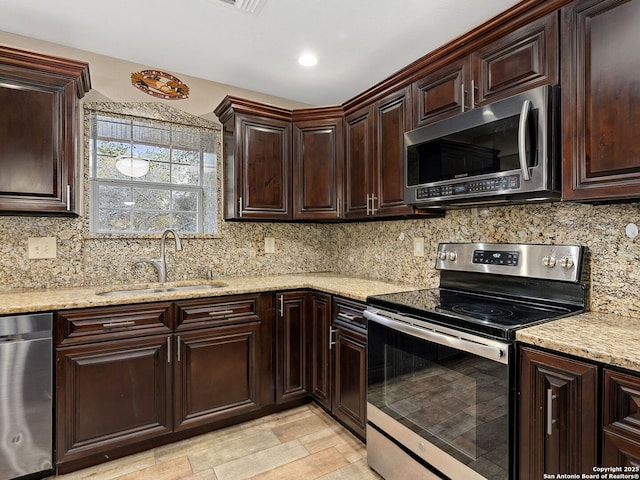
250,446,350,480
298,423,352,454
317,459,383,480
178,469,218,480
271,410,336,443
112,456,192,480
187,426,282,472
213,440,309,480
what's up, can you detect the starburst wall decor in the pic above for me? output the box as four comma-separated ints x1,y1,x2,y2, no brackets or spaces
131,70,190,99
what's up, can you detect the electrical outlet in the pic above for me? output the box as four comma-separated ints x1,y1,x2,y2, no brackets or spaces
28,237,57,259
264,237,276,254
413,237,425,257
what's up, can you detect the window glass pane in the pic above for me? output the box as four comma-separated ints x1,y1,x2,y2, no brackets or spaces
89,110,218,235
172,191,198,211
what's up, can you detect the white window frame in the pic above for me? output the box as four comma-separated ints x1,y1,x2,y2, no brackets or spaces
88,111,218,235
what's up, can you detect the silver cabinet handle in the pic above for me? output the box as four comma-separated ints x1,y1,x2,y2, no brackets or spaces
329,327,337,350
167,336,171,363
546,388,557,435
209,310,234,316
66,185,71,211
279,295,284,317
518,99,532,181
337,313,356,322
102,321,135,328
238,196,243,218
370,195,377,215
177,335,181,362
366,194,371,216
471,79,476,108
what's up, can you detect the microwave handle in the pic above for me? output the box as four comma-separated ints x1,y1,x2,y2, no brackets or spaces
518,99,532,181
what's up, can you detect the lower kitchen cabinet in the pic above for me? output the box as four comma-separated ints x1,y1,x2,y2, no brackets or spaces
310,295,367,440
55,303,174,472
518,346,598,478
275,291,310,403
332,305,367,440
55,294,273,473
602,368,640,466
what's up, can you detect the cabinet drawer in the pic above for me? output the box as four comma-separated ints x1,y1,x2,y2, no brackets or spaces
333,297,366,329
603,368,640,443
56,303,173,346
175,294,262,331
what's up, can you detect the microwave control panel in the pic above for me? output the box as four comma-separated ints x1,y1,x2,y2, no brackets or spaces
416,174,520,199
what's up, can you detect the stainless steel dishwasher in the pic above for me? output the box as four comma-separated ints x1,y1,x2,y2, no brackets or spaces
0,313,53,480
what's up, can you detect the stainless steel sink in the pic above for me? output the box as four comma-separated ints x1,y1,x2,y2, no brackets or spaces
97,282,226,296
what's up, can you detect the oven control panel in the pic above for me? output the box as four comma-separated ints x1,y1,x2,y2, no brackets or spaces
436,242,584,282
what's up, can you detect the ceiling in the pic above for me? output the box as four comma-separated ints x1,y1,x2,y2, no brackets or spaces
0,0,521,106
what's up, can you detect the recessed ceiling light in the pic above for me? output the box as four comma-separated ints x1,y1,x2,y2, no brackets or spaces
298,53,318,67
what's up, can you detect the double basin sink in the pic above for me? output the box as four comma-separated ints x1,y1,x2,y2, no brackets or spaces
97,281,227,297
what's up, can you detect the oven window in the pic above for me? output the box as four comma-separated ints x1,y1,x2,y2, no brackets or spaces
368,321,511,479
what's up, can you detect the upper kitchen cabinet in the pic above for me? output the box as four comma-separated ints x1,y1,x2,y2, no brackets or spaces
561,0,640,201
0,45,90,215
292,108,343,220
412,12,558,128
344,87,415,218
215,96,292,220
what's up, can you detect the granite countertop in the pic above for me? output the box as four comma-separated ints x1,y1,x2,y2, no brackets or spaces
0,273,417,315
516,311,640,373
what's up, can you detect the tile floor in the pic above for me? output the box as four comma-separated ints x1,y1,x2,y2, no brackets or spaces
48,403,382,480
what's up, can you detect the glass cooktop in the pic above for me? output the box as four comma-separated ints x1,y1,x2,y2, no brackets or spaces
367,288,580,339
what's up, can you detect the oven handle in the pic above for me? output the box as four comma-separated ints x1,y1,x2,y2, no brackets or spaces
364,310,508,364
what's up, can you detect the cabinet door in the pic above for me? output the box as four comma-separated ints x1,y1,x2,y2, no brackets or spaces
343,105,373,218
56,335,172,468
518,347,598,479
174,321,266,431
275,291,309,403
0,47,90,215
472,12,559,106
310,292,332,409
372,87,414,217
332,321,367,440
562,0,640,201
236,115,292,219
412,58,469,128
293,117,343,219
602,368,640,465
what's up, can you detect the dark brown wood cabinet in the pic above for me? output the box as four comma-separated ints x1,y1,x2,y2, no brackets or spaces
173,294,274,430
215,96,292,220
55,303,174,472
309,292,333,410
344,87,414,219
0,45,90,215
602,369,640,466
518,347,598,478
561,0,640,201
412,12,558,128
309,295,367,440
275,291,310,403
56,294,273,473
292,109,343,219
332,298,367,440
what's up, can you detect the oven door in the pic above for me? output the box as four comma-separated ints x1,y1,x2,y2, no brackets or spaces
365,309,515,480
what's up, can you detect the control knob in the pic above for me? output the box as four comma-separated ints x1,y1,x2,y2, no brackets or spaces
438,251,447,261
542,255,557,268
559,256,574,269
447,251,457,261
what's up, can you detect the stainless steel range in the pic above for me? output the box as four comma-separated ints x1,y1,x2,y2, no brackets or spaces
364,242,587,480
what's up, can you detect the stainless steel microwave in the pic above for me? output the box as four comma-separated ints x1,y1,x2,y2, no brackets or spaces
404,85,560,208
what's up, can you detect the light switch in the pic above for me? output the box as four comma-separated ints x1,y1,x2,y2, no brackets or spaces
413,237,425,257
264,237,276,254
28,237,57,259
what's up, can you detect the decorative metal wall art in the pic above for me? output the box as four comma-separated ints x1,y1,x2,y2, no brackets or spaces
131,70,190,99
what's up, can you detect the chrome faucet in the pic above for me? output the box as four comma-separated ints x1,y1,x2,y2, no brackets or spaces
134,229,183,283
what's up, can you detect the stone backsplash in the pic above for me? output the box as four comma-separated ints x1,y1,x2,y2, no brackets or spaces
1,200,639,318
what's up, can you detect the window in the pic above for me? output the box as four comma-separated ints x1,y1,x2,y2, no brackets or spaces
89,111,219,234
